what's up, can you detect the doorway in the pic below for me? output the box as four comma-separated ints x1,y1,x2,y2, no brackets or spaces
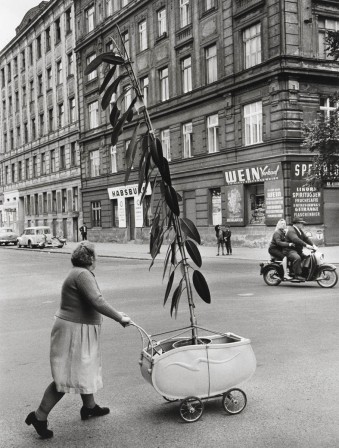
62,218,68,239
127,198,135,240
73,217,78,242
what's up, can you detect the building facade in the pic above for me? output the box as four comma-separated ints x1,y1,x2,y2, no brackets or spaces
0,0,82,240
73,0,339,247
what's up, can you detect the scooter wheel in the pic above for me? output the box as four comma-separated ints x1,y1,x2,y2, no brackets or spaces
317,270,338,288
263,267,282,286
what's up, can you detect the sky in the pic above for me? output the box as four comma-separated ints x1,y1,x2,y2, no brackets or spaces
0,1,43,50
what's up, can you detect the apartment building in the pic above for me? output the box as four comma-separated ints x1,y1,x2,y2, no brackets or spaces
0,0,82,240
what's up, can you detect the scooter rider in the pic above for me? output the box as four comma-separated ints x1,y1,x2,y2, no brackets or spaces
284,216,317,281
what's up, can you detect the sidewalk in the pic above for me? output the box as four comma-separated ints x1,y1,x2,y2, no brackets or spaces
45,240,339,264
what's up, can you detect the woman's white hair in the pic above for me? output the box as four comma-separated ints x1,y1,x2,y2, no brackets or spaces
275,219,286,231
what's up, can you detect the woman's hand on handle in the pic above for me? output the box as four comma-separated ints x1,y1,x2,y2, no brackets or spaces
119,312,132,327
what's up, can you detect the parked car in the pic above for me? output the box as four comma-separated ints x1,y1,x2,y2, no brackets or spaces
0,227,18,245
17,226,53,249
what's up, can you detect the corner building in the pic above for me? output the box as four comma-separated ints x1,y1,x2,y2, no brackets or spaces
74,0,339,246
0,0,82,240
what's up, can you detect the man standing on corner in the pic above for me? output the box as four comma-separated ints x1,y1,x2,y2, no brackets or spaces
284,216,317,281
79,224,88,241
224,225,232,255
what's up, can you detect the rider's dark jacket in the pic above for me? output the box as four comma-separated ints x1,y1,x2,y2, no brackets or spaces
269,229,290,252
284,225,313,256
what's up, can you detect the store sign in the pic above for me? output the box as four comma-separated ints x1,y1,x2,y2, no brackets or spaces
224,162,282,185
264,180,284,226
118,198,126,228
225,184,245,225
290,162,323,224
135,196,144,228
107,183,151,199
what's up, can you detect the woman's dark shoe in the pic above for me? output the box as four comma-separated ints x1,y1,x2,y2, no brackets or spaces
80,404,110,420
25,412,53,439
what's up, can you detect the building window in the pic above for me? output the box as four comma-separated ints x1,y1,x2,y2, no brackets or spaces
30,80,34,101
92,201,102,227
60,146,66,170
67,53,74,76
21,51,26,71
34,194,39,215
52,191,57,213
69,97,76,123
1,68,5,87
48,108,54,132
205,44,217,83
50,149,56,172
18,161,22,181
180,0,191,28
210,188,221,225
161,129,171,161
72,186,79,211
5,166,9,184
110,145,117,173
204,0,216,12
318,18,339,59
139,20,148,52
41,153,46,175
9,130,13,149
31,117,36,140
11,163,15,183
123,88,132,112
15,92,19,112
70,142,77,166
320,97,337,119
158,8,167,36
140,76,149,107
55,18,61,43
122,31,130,58
87,54,97,81
29,44,33,65
33,155,37,177
243,23,261,69
66,8,72,33
86,6,95,33
24,123,28,143
25,159,30,179
160,67,169,102
45,27,51,51
106,0,113,16
14,57,18,76
57,60,62,84
183,122,192,158
207,114,219,153
47,68,52,89
244,101,262,146
58,103,65,127
22,86,26,105
90,150,100,177
16,126,21,145
7,63,11,83
62,189,67,212
88,101,99,128
39,113,44,136
26,195,31,215
182,56,192,93
43,192,48,214
36,35,42,59
8,96,12,115
38,74,43,95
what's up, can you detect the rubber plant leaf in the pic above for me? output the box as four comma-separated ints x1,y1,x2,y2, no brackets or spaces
163,244,172,280
192,270,211,304
180,218,201,245
109,103,120,128
151,214,160,237
101,73,128,110
170,279,183,318
171,240,177,265
162,157,172,186
124,121,140,184
164,185,180,216
84,52,124,75
99,65,117,94
151,233,163,260
111,97,137,146
150,137,164,172
185,240,202,268
164,271,175,307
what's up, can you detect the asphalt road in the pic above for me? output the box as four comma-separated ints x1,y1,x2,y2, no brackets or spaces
0,248,338,448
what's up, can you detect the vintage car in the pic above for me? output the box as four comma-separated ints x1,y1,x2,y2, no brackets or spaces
0,227,18,245
17,226,53,249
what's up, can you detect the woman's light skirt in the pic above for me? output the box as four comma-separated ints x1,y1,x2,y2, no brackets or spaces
50,317,103,394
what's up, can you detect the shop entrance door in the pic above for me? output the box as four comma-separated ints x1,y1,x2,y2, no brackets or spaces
324,189,339,245
73,217,78,242
127,199,135,240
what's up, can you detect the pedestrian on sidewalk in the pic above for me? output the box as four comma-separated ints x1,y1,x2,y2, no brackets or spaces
224,225,232,255
25,241,131,439
79,224,87,241
215,224,226,256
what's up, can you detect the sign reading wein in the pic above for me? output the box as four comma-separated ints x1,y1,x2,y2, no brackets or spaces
224,163,282,185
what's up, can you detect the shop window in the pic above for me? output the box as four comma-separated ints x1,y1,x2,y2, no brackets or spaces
247,183,265,225
92,201,102,227
210,188,222,225
112,199,119,227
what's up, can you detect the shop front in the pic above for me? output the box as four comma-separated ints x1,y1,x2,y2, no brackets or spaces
2,191,19,231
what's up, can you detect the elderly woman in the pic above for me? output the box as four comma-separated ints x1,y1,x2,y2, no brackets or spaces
25,241,131,439
268,219,294,279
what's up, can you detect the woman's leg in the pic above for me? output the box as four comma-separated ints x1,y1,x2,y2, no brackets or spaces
36,382,65,420
80,394,110,420
81,393,96,409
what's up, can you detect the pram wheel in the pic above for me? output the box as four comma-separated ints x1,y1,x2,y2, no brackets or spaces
179,396,204,422
222,388,247,415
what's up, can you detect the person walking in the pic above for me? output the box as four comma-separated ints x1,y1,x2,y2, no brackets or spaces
25,241,131,439
79,224,87,241
284,216,317,281
268,218,294,279
215,224,226,256
224,225,232,255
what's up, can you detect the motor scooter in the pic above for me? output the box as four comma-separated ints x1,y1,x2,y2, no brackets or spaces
260,249,338,288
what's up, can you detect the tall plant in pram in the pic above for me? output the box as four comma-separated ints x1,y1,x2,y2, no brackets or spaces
85,26,211,343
